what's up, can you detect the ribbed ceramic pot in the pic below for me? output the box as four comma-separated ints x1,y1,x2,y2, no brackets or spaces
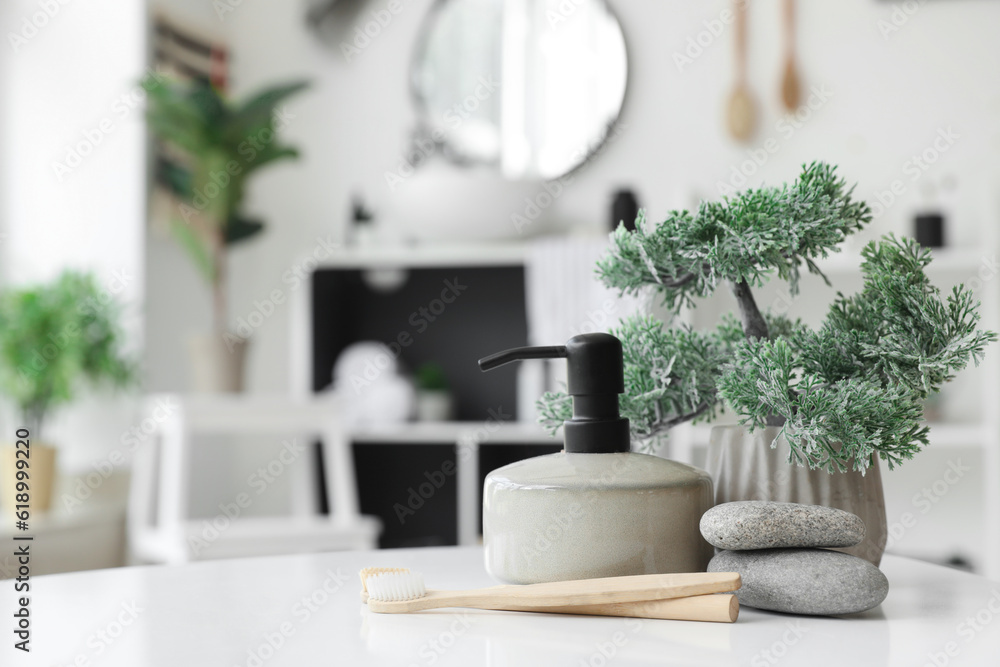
705,425,887,566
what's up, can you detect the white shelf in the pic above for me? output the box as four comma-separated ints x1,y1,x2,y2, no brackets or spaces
315,243,989,273
318,241,529,268
349,421,553,444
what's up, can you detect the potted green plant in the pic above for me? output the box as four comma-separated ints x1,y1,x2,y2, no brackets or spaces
144,75,308,391
539,162,996,564
0,271,135,514
414,362,453,421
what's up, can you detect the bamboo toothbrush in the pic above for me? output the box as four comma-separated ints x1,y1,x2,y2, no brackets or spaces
359,569,739,622
360,569,741,621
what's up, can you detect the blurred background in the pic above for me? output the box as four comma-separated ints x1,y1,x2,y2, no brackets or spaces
1,0,999,578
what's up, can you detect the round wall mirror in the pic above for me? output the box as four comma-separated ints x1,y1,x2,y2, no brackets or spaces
411,0,628,181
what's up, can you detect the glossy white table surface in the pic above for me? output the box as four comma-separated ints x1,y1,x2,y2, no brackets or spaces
8,547,1000,666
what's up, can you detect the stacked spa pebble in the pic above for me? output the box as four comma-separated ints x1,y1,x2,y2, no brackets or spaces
701,501,889,616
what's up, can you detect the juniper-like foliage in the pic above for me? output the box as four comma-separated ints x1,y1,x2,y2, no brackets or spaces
539,315,740,438
598,161,872,339
540,162,996,474
719,235,996,471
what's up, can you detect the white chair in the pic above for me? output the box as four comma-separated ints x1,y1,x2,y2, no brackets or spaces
127,394,380,564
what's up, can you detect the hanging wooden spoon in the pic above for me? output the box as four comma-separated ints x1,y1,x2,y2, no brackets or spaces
780,0,802,112
726,0,756,142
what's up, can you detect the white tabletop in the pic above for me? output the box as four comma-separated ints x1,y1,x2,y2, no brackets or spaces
7,547,1000,666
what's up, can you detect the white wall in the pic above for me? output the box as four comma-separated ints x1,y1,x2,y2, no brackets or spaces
0,0,146,472
145,0,1000,394
143,0,1000,557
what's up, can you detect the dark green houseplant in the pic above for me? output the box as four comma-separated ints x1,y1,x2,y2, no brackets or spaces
539,162,995,563
0,271,135,513
145,75,308,389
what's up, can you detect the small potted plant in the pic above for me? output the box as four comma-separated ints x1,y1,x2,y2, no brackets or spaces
539,162,995,564
144,75,308,391
413,362,454,422
0,271,135,514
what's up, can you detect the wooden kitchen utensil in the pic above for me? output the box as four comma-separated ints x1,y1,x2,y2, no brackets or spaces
726,0,756,141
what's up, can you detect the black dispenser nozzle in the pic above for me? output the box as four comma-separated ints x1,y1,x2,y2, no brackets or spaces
478,333,630,454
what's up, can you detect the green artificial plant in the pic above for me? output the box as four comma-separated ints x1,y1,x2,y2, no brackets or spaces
539,162,996,473
0,271,135,438
144,75,308,336
415,362,450,392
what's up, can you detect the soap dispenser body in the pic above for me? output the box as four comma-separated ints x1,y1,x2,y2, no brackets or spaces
477,333,714,584
483,451,714,584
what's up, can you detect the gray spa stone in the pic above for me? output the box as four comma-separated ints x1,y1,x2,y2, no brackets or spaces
700,501,865,550
709,548,889,615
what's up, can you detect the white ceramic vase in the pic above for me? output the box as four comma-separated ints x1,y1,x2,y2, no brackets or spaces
188,333,248,393
705,425,887,566
414,390,454,422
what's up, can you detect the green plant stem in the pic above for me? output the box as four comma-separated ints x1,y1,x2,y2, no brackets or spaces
212,230,227,337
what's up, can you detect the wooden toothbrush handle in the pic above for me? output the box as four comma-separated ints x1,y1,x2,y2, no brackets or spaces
367,572,741,613
529,594,739,623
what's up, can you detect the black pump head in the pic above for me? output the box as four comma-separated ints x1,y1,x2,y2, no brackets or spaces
478,333,630,453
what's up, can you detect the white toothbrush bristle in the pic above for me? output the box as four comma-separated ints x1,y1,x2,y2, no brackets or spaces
366,571,426,601
359,567,409,593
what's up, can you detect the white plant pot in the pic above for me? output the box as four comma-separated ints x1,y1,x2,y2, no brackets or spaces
705,425,887,566
188,333,249,393
415,390,454,422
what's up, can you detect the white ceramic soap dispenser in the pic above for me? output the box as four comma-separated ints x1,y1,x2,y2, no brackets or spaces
478,333,714,584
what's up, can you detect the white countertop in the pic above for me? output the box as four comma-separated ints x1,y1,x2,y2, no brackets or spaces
7,547,1000,666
